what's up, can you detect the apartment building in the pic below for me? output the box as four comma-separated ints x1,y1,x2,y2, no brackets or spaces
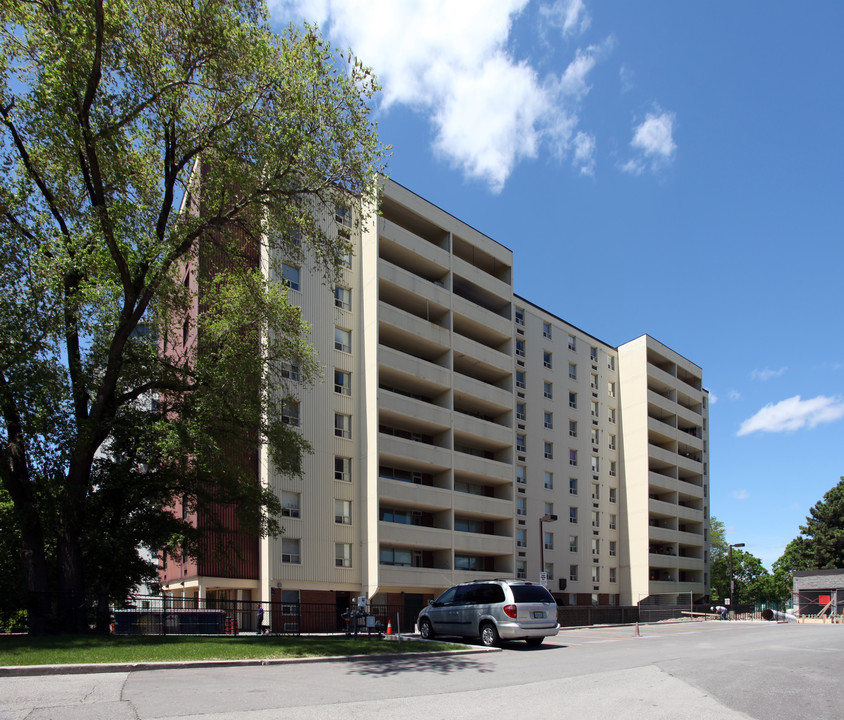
160,177,709,613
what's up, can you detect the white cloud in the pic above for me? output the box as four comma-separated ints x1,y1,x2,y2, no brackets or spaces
622,110,677,175
709,393,718,405
572,131,596,176
732,489,749,500
270,0,608,191
540,0,591,36
751,367,788,381
737,395,844,437
729,390,741,401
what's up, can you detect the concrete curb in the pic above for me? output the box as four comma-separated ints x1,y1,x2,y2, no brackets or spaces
0,643,498,677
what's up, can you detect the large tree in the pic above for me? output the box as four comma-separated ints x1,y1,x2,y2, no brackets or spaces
775,477,844,573
0,0,385,633
709,517,788,604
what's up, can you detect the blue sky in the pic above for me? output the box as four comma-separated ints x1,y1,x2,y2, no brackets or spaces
270,1,844,570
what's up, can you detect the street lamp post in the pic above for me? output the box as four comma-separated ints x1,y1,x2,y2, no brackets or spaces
539,513,558,586
729,542,745,620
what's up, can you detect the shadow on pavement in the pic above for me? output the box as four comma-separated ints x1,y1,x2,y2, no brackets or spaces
345,652,497,676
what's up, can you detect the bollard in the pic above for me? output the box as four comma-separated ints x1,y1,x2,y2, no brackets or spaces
634,622,641,637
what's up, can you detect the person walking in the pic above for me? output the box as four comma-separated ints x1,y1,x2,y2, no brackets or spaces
257,605,265,635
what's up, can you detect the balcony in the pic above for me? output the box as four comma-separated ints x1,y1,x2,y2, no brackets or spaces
378,479,453,511
379,303,450,351
379,217,450,278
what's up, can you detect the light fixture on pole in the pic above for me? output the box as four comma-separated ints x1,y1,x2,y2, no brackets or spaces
539,513,558,586
729,542,745,619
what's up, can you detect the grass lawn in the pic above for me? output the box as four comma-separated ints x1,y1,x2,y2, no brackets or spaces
0,634,459,667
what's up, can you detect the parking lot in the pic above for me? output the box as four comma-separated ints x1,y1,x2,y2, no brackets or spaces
2,621,843,719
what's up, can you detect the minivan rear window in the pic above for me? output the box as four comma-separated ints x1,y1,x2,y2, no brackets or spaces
511,585,555,603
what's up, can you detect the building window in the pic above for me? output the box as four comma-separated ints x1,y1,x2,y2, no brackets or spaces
334,327,351,353
609,434,616,450
609,541,617,557
334,413,351,439
281,491,300,518
334,369,351,396
569,507,578,524
516,370,526,389
335,499,351,525
608,356,616,370
591,373,598,390
282,400,300,427
335,543,352,568
380,547,412,567
592,566,600,583
570,564,578,582
544,412,553,429
610,461,617,477
516,560,527,579
608,408,616,424
591,483,600,501
517,497,526,516
544,381,553,399
544,502,554,516
543,350,552,369
608,381,616,398
591,400,599,419
591,456,599,473
516,338,526,357
334,285,351,310
569,477,578,495
590,346,598,362
335,456,351,482
568,334,576,351
569,535,578,552
569,420,577,438
609,487,617,503
282,263,300,291
516,402,526,421
592,538,600,555
544,471,554,489
335,203,351,227
610,567,617,583
591,428,599,445
517,529,527,547
182,317,190,346
515,307,525,326
282,538,300,564
455,554,484,571
516,465,526,484
569,362,577,380
569,392,577,409
609,514,617,530
569,449,577,466
544,442,553,459
544,563,554,580
592,511,600,528
544,532,554,550
282,363,300,381
516,434,526,453
543,321,552,338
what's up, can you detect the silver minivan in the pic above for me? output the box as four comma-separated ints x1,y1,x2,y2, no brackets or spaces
417,579,559,647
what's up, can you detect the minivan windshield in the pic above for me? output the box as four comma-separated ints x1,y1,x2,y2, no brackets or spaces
511,585,555,603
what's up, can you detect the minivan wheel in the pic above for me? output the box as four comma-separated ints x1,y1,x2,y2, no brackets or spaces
419,618,435,640
479,622,500,647
525,637,544,647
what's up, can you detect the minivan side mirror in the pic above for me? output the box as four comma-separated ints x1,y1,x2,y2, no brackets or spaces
428,599,434,606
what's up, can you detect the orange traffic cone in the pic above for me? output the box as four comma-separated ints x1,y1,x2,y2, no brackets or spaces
386,620,392,635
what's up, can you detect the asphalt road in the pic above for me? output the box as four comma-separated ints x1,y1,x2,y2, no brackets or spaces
2,621,843,719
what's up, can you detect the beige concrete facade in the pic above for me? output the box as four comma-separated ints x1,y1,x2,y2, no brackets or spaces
618,335,710,605
162,177,709,611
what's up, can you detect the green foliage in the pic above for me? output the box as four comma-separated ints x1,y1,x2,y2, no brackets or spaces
0,0,386,632
775,477,844,573
709,516,789,603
